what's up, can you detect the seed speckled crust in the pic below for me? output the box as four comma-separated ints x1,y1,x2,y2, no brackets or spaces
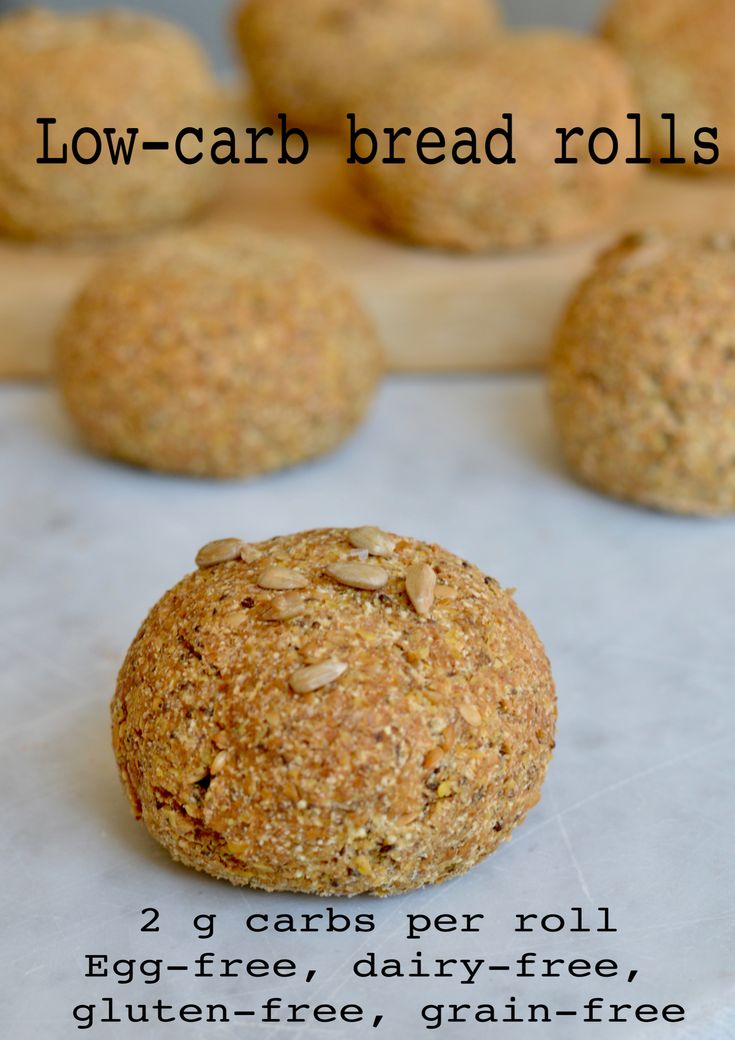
235,0,500,133
56,228,383,478
0,8,220,240
549,233,735,516
111,528,557,896
350,31,639,252
602,0,735,171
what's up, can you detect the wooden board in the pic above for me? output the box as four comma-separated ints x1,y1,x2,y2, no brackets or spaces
2,145,735,379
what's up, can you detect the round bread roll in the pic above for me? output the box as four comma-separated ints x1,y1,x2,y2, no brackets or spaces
0,8,220,239
602,0,735,170
235,0,500,133
56,228,383,477
549,232,735,516
112,528,556,896
350,32,639,252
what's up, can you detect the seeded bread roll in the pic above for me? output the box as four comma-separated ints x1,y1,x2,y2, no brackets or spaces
602,0,735,170
549,232,735,516
112,528,557,896
56,227,382,477
349,31,639,252
235,0,500,133
0,8,220,240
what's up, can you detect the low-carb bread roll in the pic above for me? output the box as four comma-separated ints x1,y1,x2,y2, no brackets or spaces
235,0,500,133
550,232,735,515
56,228,383,477
112,528,557,895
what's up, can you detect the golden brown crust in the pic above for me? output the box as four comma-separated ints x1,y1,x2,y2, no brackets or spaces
235,0,500,133
111,528,557,896
602,0,735,170
349,31,639,252
549,232,735,515
0,7,220,239
56,227,383,477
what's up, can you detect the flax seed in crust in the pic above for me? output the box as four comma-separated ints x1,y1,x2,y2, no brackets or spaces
55,228,383,478
602,0,735,170
549,232,735,515
234,0,500,133
111,528,557,896
350,31,639,252
0,8,221,240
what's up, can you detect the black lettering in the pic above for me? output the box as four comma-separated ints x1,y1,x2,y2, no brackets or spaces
416,127,445,165
277,114,309,165
659,113,687,164
452,127,480,165
694,126,719,165
486,114,515,164
346,114,378,164
556,126,583,164
589,126,619,164
36,117,67,164
104,127,138,165
72,127,102,165
175,127,203,165
140,908,160,933
212,126,239,164
625,112,651,164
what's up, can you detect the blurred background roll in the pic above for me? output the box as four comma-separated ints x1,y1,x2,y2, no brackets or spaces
0,1,608,69
0,8,223,240
602,0,735,170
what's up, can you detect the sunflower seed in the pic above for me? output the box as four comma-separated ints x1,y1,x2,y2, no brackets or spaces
257,591,306,621
326,561,389,590
459,703,482,728
441,724,456,750
223,609,250,629
257,566,309,590
423,747,444,771
196,538,245,568
434,585,459,601
406,563,437,617
289,659,348,694
348,526,397,557
210,751,228,774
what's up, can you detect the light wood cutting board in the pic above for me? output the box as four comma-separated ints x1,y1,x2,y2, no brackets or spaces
2,141,735,379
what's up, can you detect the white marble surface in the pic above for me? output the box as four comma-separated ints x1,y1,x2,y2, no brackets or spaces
1,378,734,1039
